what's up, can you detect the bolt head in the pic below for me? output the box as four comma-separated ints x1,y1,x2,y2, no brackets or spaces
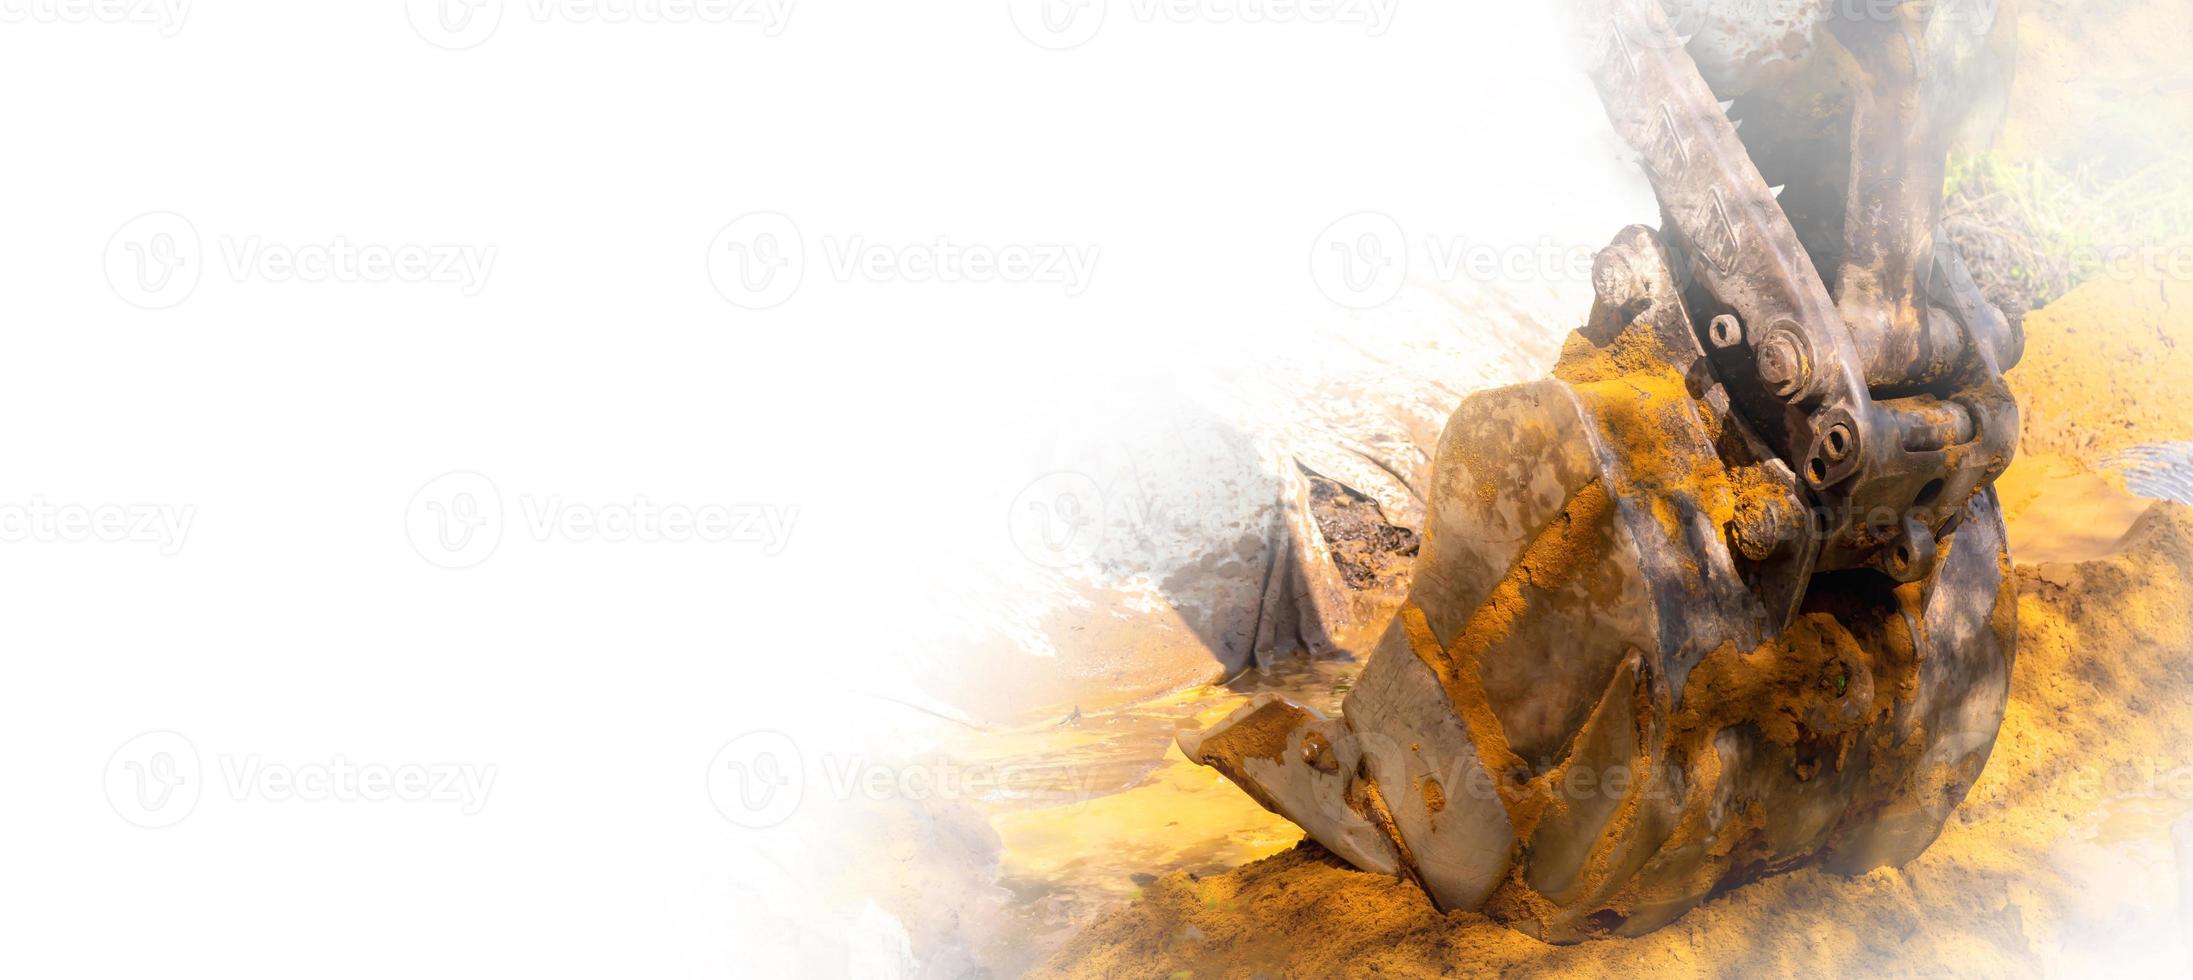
1732,503,1784,561
1757,332,1809,398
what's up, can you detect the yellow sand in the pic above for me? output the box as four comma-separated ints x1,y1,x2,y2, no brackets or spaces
2009,258,2193,469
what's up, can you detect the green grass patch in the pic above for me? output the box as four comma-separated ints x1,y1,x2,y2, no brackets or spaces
1942,150,2193,319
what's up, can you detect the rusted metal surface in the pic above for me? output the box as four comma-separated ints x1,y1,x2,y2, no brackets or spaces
1573,0,2022,587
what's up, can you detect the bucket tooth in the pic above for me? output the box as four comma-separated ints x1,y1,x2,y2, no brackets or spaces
1176,695,1401,876
1342,627,1517,911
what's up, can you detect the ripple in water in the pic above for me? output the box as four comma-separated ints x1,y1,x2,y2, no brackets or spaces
2107,442,2193,505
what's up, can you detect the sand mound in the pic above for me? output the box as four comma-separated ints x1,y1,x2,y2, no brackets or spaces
1037,503,2193,977
2008,264,2193,466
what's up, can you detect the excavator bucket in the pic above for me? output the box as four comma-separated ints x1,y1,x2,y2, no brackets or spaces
1182,0,2023,941
1182,232,2017,940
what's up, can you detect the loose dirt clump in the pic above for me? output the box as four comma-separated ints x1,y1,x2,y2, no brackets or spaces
1305,473,1419,592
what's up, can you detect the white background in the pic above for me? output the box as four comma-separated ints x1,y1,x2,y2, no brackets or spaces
0,1,1651,975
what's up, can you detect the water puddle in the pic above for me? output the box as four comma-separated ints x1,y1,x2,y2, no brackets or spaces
2108,442,2193,505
